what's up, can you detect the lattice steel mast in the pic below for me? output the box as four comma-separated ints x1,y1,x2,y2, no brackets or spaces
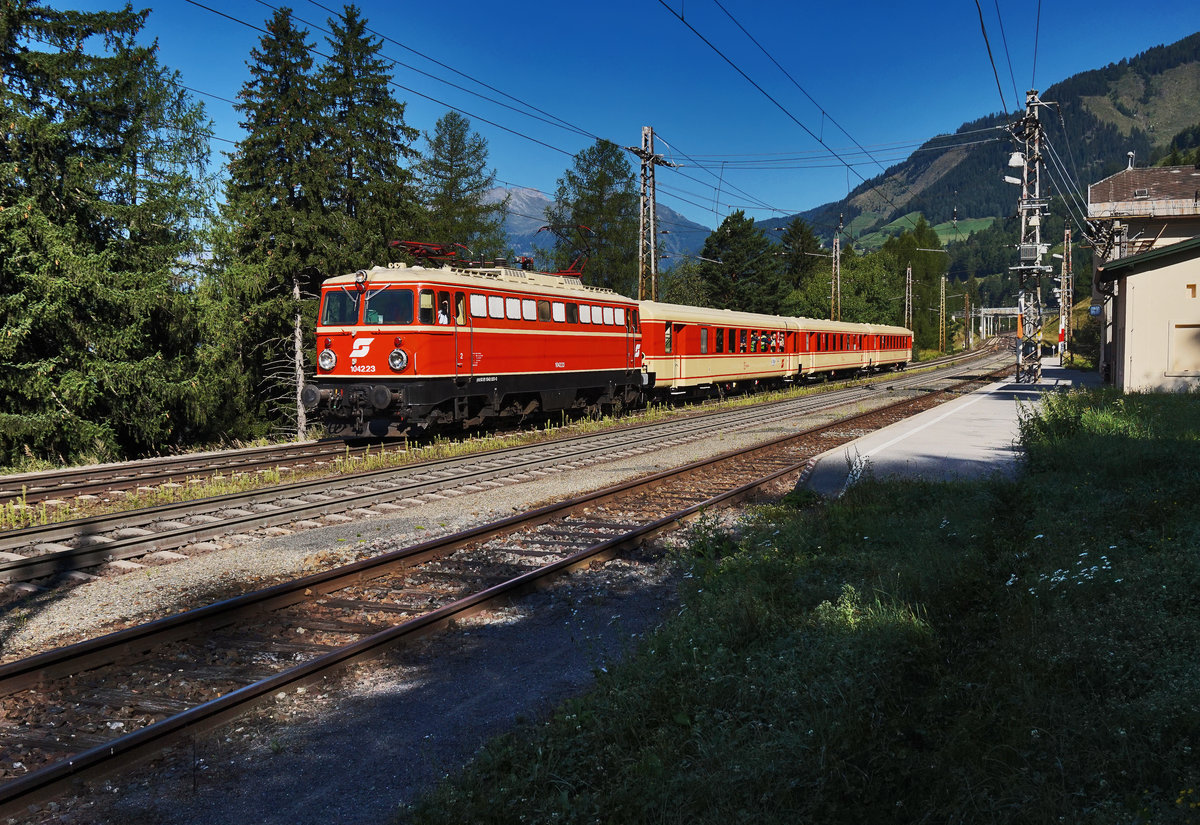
627,126,676,301
1008,90,1052,383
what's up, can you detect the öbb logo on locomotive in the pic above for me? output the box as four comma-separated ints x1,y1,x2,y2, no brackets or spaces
301,242,913,440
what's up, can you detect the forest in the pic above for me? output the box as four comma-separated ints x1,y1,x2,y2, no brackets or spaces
0,1,1121,468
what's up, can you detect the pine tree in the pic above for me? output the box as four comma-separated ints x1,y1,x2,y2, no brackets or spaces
0,0,214,464
417,110,507,259
882,216,947,350
318,4,420,274
776,216,826,317
696,211,783,314
542,140,638,296
208,7,325,438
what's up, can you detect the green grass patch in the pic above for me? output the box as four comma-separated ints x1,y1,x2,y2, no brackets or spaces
402,388,1200,824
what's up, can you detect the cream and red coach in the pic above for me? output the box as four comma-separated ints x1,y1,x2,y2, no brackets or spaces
302,260,645,437
638,301,911,396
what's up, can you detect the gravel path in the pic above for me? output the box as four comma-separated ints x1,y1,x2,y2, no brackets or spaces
4,410,845,825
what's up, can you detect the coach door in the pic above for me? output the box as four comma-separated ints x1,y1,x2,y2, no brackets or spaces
453,291,472,385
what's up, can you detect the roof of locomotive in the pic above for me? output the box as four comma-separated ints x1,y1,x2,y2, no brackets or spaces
639,300,911,337
321,262,637,304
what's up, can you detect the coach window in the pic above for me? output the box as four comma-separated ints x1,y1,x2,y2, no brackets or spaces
749,331,757,353
716,328,724,353
579,304,591,324
552,301,566,322
664,324,672,354
739,329,747,353
701,328,708,354
488,295,504,319
522,298,536,321
455,292,467,325
537,300,552,322
470,293,487,318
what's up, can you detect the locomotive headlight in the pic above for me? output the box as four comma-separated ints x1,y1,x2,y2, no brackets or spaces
318,348,336,371
388,348,409,371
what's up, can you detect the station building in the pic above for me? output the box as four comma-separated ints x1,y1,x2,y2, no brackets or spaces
1088,164,1200,391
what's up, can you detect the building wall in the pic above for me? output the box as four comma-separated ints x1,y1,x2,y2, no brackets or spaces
1115,259,1200,392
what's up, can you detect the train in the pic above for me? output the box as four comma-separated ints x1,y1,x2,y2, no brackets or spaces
300,244,912,439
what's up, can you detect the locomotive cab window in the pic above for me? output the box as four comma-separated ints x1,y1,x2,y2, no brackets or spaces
364,288,413,325
627,308,638,331
419,289,435,324
455,292,467,325
322,288,361,325
437,291,451,324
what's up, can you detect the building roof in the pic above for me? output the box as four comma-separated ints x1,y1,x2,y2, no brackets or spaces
1089,165,1200,204
1095,234,1200,282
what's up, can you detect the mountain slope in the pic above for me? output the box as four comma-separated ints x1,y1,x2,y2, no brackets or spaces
794,31,1200,248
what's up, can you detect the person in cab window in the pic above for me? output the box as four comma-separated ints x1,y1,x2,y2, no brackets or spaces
438,301,450,324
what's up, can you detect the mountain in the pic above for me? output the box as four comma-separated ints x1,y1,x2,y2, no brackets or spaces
484,186,711,261
784,31,1200,249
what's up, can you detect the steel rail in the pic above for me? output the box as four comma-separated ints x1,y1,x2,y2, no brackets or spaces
0,356,1005,583
0,361,1012,814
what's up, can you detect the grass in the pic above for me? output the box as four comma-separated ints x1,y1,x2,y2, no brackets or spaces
400,387,1200,825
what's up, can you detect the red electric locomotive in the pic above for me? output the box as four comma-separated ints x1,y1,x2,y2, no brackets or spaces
300,245,646,438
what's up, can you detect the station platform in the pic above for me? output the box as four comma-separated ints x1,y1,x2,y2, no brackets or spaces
804,358,1102,497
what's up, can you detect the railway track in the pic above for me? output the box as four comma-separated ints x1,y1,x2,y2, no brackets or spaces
0,351,1009,588
0,440,406,509
0,347,989,511
0,359,1010,816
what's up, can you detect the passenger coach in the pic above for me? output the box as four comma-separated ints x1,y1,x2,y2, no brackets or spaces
301,260,645,438
639,301,911,396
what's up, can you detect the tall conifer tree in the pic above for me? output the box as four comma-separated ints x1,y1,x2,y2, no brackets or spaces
318,4,419,275
0,0,214,464
542,140,638,296
696,211,783,314
417,110,506,259
207,7,325,437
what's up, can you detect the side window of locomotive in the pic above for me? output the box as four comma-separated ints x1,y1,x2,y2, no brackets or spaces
455,292,467,325
602,306,614,325
321,288,360,325
506,297,521,320
537,300,552,323
522,299,536,321
552,301,566,323
364,288,413,325
593,305,605,324
470,293,487,318
614,307,625,327
488,295,504,319
664,324,672,354
628,309,639,332
716,328,724,353
565,303,578,323
700,328,708,354
419,289,435,325
437,291,451,324
579,305,591,324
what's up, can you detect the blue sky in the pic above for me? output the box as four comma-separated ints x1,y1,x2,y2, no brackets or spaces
60,0,1200,230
